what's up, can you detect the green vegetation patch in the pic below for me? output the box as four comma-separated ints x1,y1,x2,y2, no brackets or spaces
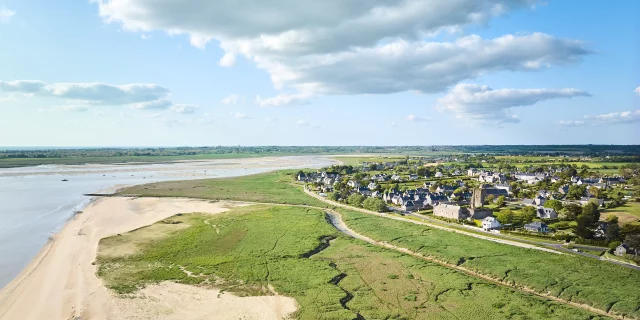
319,240,602,320
119,170,328,207
98,204,602,319
337,208,640,318
98,205,356,318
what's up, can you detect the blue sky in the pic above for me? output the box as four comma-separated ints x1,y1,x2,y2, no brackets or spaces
0,0,638,146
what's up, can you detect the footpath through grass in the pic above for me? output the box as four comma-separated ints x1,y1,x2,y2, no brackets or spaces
338,208,640,318
120,170,328,208
97,205,603,320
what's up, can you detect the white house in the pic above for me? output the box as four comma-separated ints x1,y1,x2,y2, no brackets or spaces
347,180,360,188
435,172,443,178
482,217,501,231
536,207,557,219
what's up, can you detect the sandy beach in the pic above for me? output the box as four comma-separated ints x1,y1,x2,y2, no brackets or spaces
0,197,298,320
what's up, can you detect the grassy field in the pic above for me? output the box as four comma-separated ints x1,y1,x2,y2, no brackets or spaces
119,171,329,208
97,204,604,319
337,208,640,318
601,202,640,225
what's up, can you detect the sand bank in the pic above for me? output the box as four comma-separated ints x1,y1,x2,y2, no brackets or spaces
0,197,297,320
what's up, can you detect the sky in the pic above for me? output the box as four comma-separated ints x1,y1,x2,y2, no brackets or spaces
0,0,638,146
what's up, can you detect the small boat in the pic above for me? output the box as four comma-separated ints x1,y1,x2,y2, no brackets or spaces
62,179,68,182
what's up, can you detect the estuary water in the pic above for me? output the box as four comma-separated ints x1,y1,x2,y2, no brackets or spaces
0,156,334,288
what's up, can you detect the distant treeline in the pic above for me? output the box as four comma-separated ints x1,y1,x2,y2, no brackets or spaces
1,145,640,160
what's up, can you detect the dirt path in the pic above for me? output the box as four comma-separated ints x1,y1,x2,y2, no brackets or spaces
324,210,622,320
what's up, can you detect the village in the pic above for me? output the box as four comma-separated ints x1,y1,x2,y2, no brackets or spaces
299,156,640,261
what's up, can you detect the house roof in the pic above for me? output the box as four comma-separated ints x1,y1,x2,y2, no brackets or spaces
524,222,547,229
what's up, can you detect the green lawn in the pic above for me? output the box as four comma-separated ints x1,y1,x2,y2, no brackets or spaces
337,208,640,318
119,170,329,208
97,205,604,320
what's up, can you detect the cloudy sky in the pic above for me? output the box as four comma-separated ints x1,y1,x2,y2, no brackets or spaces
0,0,638,146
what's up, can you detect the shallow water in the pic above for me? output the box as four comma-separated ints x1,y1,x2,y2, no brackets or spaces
0,156,333,288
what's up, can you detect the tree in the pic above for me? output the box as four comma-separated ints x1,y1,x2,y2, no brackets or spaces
327,192,339,201
620,222,640,240
575,214,595,239
562,203,582,221
566,185,586,200
605,221,620,243
495,209,515,224
582,202,600,224
363,197,387,212
485,194,495,205
544,199,563,212
496,196,506,208
347,194,365,207
624,234,640,255
519,206,537,224
453,187,467,195
588,186,600,199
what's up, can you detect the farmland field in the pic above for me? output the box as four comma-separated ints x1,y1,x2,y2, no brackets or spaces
337,208,640,318
601,202,640,225
97,204,605,319
119,170,328,207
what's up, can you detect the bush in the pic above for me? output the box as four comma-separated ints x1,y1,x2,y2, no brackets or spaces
574,238,608,247
363,197,387,212
608,241,622,250
347,194,366,207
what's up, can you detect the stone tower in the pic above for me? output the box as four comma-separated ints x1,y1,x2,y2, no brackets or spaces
471,186,487,208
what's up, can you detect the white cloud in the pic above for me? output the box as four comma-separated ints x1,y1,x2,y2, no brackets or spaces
170,104,198,114
256,92,311,107
0,7,15,24
0,80,46,94
558,120,585,127
406,114,431,122
635,87,640,96
219,52,236,67
560,109,640,127
295,119,310,126
132,99,173,110
585,109,640,124
93,0,536,52
0,80,198,112
55,105,91,112
0,80,169,105
220,94,243,105
92,1,589,101
234,112,251,119
437,84,589,124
